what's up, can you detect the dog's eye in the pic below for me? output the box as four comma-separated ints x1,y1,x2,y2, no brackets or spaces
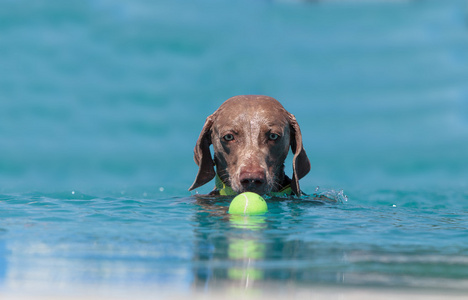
269,133,279,141
223,134,235,141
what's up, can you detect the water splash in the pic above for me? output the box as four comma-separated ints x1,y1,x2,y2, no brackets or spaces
308,186,348,203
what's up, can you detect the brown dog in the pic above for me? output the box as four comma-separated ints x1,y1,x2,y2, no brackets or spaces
189,95,310,196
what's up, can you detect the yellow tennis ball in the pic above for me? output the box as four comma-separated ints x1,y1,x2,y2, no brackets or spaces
228,192,268,215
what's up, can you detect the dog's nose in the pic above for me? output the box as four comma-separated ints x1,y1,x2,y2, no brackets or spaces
239,169,266,192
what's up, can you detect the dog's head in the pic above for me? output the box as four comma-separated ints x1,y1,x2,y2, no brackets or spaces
189,95,310,196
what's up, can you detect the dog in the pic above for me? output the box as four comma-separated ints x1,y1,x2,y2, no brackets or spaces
189,95,310,196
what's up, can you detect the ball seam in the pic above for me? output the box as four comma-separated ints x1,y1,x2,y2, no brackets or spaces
243,193,249,214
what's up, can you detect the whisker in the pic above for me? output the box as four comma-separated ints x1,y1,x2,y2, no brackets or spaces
218,173,230,185
267,176,281,193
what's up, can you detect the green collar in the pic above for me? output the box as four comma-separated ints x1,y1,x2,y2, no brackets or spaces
215,174,293,197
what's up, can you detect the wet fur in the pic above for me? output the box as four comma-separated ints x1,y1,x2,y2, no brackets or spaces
189,95,310,196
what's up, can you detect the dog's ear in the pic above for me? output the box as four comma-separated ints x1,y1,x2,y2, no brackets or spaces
288,113,311,196
189,114,216,191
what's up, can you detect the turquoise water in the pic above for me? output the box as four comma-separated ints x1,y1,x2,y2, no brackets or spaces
1,0,468,296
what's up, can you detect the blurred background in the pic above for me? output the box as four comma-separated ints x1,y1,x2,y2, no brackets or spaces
0,0,467,196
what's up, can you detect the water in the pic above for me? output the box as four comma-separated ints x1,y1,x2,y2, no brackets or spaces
1,0,468,298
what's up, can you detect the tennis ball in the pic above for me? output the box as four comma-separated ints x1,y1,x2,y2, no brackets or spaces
228,192,268,215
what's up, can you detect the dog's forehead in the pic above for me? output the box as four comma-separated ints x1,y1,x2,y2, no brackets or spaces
219,95,285,110
215,96,289,128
